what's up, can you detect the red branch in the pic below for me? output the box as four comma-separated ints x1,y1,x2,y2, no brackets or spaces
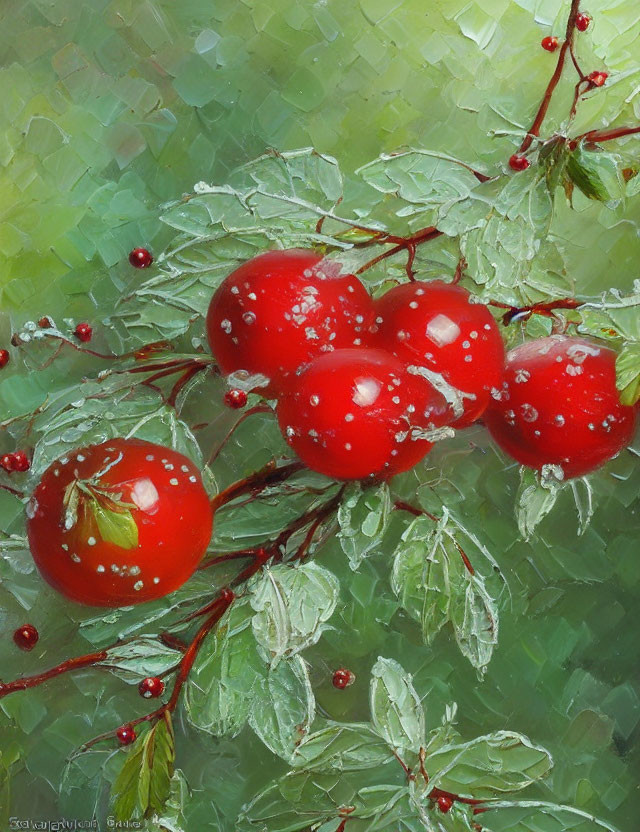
569,124,640,148
0,650,109,698
488,297,581,325
355,227,443,279
518,0,582,154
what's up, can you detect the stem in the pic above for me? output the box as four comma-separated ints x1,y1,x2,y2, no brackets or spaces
355,227,443,277
0,483,25,498
167,363,208,407
209,460,305,513
488,297,581,325
0,650,109,699
570,124,640,147
206,404,273,467
518,0,582,154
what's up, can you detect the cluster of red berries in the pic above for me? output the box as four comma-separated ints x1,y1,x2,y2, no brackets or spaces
1,450,30,473
207,250,637,481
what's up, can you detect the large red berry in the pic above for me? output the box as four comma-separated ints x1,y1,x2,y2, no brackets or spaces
372,280,505,427
484,336,636,478
129,248,153,269
541,36,559,52
0,349,9,369
116,724,137,745
509,154,530,172
138,676,165,698
26,438,213,606
206,250,375,396
276,348,450,480
75,323,93,343
13,623,39,651
576,12,591,32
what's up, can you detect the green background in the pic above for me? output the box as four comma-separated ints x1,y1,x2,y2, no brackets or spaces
1,0,639,829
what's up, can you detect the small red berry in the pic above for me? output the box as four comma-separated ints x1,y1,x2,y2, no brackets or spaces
38,317,51,328
509,154,530,172
223,388,248,409
0,349,9,369
541,36,559,52
436,795,454,813
332,668,355,689
13,623,39,651
576,12,591,32
116,724,137,745
138,676,165,698
587,71,608,87
75,323,93,343
11,451,30,473
1,454,14,472
129,248,153,269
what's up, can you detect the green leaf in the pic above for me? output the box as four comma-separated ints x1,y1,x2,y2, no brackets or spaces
185,598,265,737
426,731,552,798
90,499,139,550
475,800,621,832
96,637,182,684
616,342,640,405
337,482,392,570
112,712,175,820
577,285,640,344
146,769,190,832
515,465,564,541
250,562,339,662
566,145,626,205
291,722,393,772
249,656,316,762
370,657,425,755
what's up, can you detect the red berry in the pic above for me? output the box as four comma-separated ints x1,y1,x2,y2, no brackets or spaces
436,795,454,813
0,349,9,369
587,71,608,87
276,348,450,480
38,317,51,328
138,676,165,698
75,323,92,343
484,336,637,479
129,248,153,269
541,36,559,52
576,12,591,32
116,724,137,745
224,388,248,409
332,668,355,689
11,451,30,473
26,438,213,606
509,154,530,172
1,454,15,472
13,623,39,651
373,280,505,427
206,250,375,396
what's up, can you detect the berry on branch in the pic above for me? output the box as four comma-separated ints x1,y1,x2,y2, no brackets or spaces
224,388,248,409
484,336,637,478
541,36,559,52
332,668,355,689
509,154,530,172
0,349,9,369
276,348,450,480
11,450,31,472
116,724,137,745
575,12,591,32
587,71,608,88
129,248,153,269
138,676,165,698
373,280,505,427
13,624,39,651
26,438,213,606
436,795,454,813
75,323,93,343
206,249,375,396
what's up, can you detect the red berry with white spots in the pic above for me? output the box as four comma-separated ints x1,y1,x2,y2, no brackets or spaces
484,336,636,478
206,250,375,396
373,280,505,427
0,349,9,369
541,36,559,52
436,795,454,813
138,676,165,698
1,454,15,472
13,623,39,651
587,71,608,87
332,668,355,689
509,154,530,172
576,12,591,32
75,323,92,343
11,450,30,472
26,438,213,606
129,248,153,269
277,348,450,480
116,724,137,745
224,388,248,409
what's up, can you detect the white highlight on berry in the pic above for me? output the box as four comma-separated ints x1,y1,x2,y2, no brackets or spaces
131,478,159,513
425,314,460,347
352,377,382,407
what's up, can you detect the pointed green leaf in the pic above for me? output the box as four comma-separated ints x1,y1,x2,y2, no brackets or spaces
291,722,393,772
370,657,425,755
566,145,626,205
616,342,640,406
338,482,392,570
473,800,621,832
91,499,139,550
